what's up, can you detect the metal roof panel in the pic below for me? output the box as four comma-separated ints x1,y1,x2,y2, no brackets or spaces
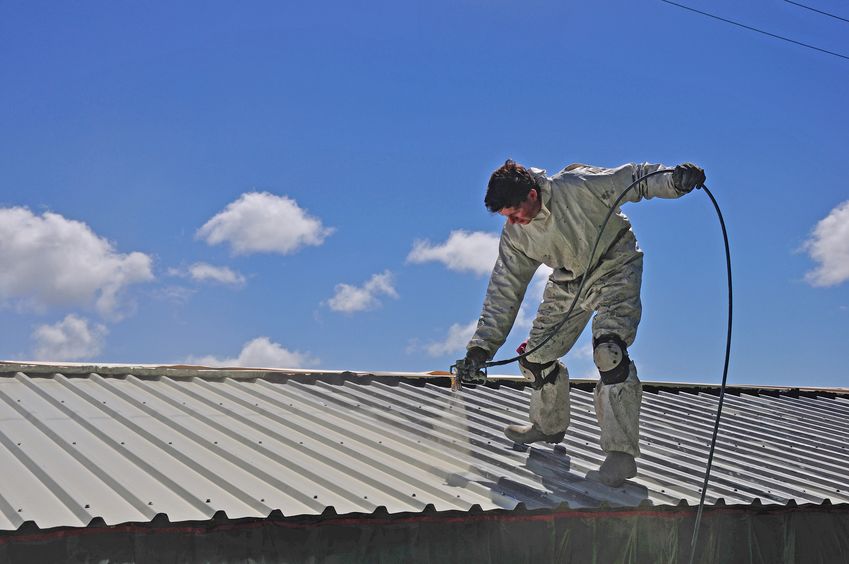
1,367,847,531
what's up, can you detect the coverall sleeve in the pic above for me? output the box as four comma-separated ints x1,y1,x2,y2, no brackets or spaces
589,162,684,207
467,233,541,355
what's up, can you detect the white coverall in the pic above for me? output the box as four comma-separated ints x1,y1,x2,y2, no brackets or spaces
468,163,689,458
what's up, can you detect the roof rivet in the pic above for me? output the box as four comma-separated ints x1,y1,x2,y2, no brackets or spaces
206,499,211,503
148,502,153,505
313,495,318,499
17,509,22,512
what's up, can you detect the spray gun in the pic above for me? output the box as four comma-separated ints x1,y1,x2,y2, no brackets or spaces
449,356,487,390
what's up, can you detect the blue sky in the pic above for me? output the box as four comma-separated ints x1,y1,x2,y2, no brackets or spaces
1,1,847,387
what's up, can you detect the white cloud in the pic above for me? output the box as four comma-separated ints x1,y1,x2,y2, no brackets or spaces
803,200,849,287
32,314,107,360
327,271,398,313
197,192,333,255
567,341,599,379
424,319,478,357
169,262,246,287
407,230,499,276
187,337,318,368
572,342,594,360
151,285,196,305
0,207,154,317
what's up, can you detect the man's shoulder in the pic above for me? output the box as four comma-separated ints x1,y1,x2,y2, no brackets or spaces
556,163,607,176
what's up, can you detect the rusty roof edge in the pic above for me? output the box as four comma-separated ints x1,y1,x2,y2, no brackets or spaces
1,361,847,398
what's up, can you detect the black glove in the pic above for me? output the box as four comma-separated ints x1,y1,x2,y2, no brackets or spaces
672,163,706,194
455,346,489,385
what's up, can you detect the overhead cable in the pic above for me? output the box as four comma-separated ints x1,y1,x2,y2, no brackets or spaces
659,0,849,61
784,0,849,24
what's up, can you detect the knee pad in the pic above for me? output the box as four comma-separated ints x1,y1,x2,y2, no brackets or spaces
519,357,560,390
593,334,631,385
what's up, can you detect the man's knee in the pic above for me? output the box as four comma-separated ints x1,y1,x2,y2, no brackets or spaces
593,334,631,385
519,357,560,390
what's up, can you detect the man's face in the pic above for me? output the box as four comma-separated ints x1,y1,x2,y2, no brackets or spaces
499,188,541,225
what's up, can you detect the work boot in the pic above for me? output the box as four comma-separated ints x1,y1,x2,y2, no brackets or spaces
598,451,637,487
504,423,565,445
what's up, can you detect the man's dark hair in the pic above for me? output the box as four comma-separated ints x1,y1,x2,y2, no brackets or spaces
485,160,537,212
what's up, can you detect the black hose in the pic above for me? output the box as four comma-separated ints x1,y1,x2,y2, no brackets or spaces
688,184,733,564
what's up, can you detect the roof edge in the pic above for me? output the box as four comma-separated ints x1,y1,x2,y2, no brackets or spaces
3,500,848,537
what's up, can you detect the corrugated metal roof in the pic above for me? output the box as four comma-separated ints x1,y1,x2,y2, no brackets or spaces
0,365,847,531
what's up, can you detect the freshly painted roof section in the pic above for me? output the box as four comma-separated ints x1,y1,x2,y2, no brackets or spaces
0,363,847,531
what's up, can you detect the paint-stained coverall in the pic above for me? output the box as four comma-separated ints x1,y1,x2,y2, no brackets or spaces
468,163,691,458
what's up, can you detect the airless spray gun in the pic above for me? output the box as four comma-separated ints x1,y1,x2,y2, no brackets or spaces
449,355,486,390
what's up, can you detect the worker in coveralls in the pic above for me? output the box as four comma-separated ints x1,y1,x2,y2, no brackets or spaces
463,160,705,487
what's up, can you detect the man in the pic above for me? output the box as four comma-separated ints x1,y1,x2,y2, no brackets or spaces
464,159,705,487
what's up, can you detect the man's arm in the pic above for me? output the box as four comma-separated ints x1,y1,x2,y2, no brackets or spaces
467,233,541,357
586,162,705,206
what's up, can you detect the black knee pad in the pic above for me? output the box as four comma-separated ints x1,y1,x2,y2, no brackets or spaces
593,334,631,385
519,357,560,390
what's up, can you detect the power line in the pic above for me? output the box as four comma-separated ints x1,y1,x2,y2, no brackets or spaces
785,0,849,24
659,0,849,62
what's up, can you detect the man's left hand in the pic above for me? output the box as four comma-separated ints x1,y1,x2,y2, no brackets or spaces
672,163,706,193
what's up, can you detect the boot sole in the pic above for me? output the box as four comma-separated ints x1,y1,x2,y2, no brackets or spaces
504,431,565,445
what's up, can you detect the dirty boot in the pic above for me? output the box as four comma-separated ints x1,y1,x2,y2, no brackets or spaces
598,451,637,487
504,423,565,445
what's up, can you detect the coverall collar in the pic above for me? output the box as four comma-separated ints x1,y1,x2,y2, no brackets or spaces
528,167,552,223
